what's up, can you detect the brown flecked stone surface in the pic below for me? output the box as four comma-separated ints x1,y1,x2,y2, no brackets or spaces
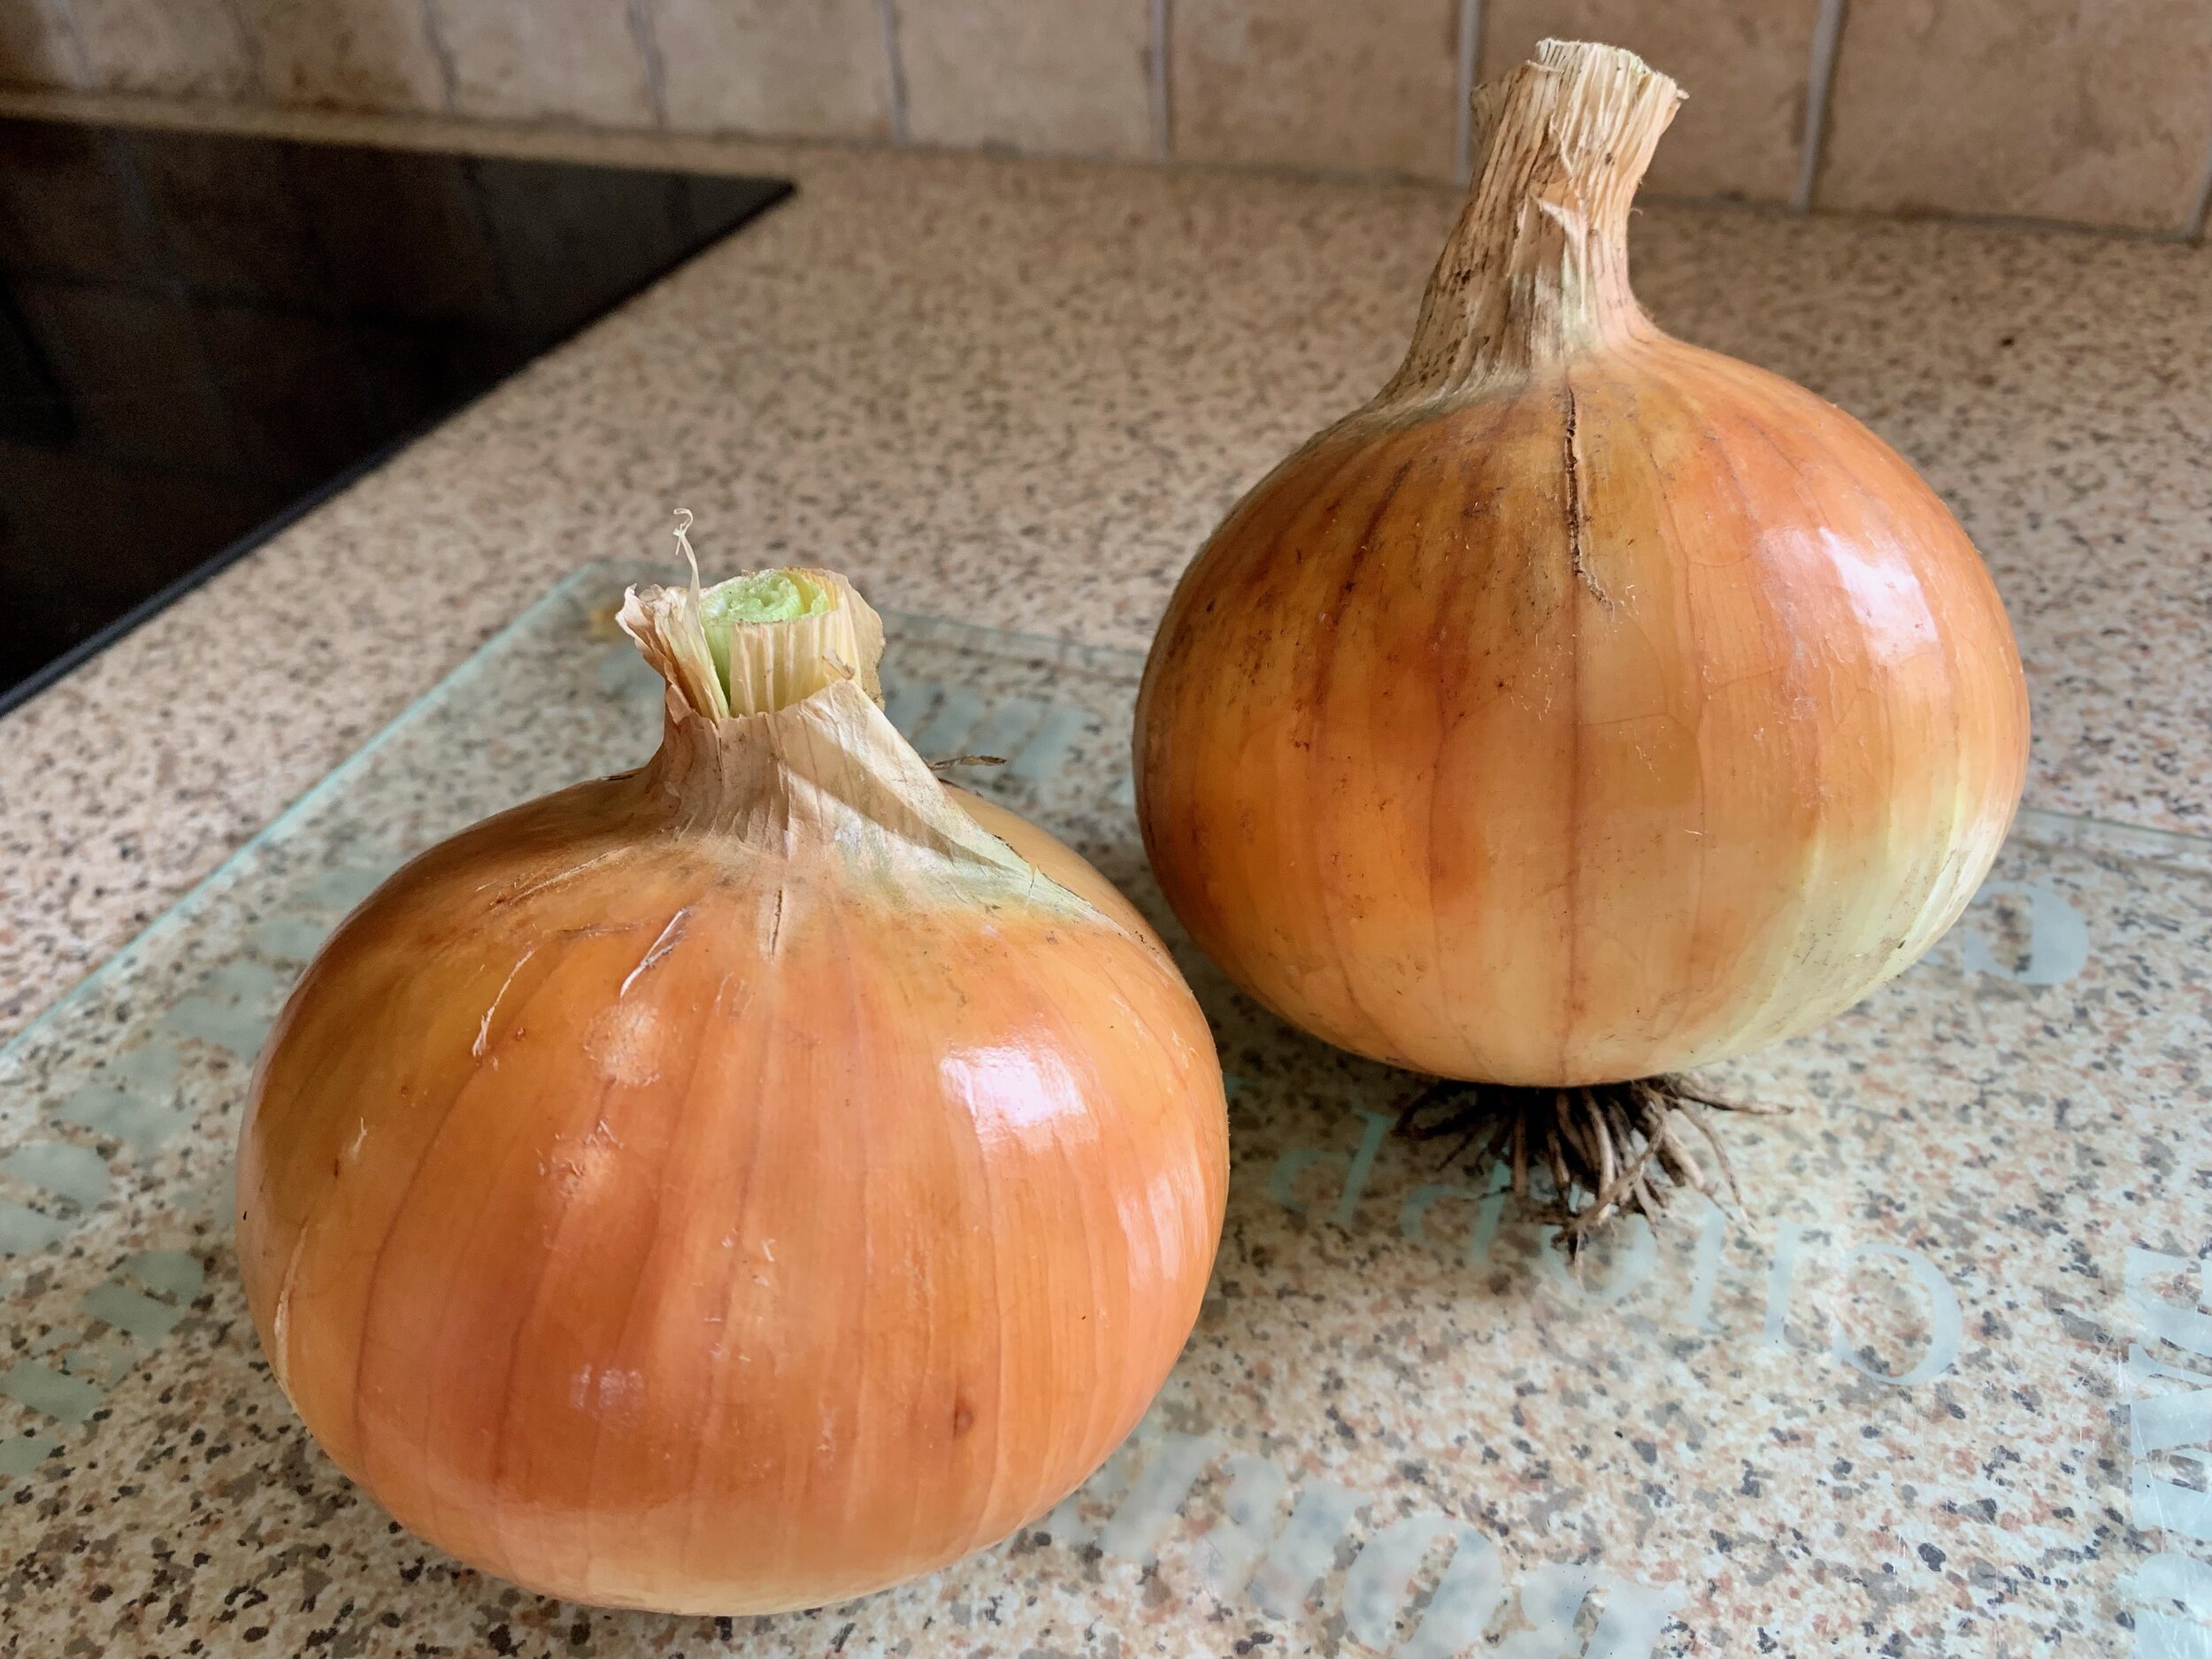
0,98,2208,1659
0,96,2204,1048
0,566,2206,1659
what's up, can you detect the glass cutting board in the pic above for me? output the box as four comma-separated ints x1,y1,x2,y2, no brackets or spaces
2,559,2207,1659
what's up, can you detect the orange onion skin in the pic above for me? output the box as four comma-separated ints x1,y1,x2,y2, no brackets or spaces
1136,318,2028,1087
237,757,1226,1613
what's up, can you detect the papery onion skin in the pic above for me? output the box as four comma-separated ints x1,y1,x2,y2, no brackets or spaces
1134,42,2029,1087
238,583,1228,1615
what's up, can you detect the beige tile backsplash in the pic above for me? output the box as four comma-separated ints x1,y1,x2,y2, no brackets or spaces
894,0,1154,159
650,0,894,141
4,0,2209,234
0,0,88,88
66,0,261,98
242,0,449,113
434,0,657,128
1819,0,2212,233
1171,0,1462,182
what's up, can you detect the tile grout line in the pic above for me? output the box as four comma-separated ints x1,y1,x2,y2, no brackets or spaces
2185,116,2212,241
1453,0,1483,188
41,0,93,91
1149,0,1171,162
417,0,460,114
1793,0,1849,213
876,0,911,146
625,0,671,129
214,0,267,101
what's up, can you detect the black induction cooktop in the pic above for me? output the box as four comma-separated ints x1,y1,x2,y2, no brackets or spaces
0,118,790,712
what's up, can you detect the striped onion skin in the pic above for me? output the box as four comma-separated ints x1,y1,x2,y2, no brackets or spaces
1133,42,2026,1088
239,579,1227,1615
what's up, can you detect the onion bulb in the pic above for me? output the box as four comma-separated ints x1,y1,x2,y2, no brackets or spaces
1135,42,2026,1231
237,555,1229,1613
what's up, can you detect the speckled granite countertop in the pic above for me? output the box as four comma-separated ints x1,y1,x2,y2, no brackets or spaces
0,104,2208,1046
1,106,2209,1659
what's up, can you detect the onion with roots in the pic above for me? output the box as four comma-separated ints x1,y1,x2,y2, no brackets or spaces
1134,42,2028,1244
238,547,1229,1612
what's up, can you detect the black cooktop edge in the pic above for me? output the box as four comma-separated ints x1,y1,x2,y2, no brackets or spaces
0,119,793,720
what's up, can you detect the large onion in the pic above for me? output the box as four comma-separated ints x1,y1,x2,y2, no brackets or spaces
1135,42,2026,1225
238,561,1228,1612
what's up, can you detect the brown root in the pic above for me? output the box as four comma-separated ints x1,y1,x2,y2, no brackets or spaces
1394,1075,1783,1255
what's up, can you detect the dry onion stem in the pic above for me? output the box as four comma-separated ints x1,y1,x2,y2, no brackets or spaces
1395,1076,1786,1253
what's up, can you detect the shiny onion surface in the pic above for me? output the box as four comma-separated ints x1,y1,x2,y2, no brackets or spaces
240,566,1229,1613
1137,42,2028,1086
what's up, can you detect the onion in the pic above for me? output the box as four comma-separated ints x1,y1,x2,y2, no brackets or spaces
237,554,1229,1613
1135,42,2026,1235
